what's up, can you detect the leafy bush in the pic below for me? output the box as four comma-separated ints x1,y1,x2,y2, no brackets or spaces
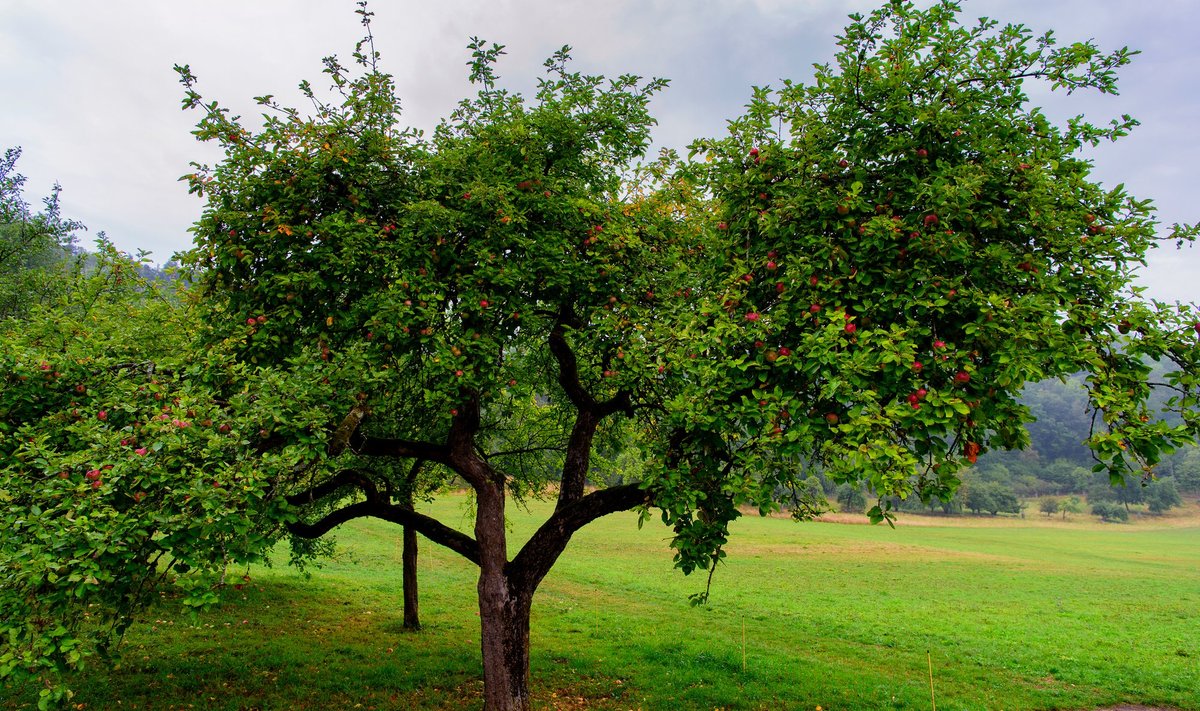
1091,501,1129,522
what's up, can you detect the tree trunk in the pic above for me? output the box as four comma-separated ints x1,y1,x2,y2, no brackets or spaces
402,524,420,630
478,571,534,711
401,460,423,630
473,479,534,711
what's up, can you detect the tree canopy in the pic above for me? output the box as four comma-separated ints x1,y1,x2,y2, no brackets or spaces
3,2,1199,710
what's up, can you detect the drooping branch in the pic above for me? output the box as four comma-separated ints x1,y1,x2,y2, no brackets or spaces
286,469,379,506
287,500,481,566
350,432,451,464
508,483,650,591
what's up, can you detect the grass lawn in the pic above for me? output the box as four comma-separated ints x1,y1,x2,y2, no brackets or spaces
2,495,1197,710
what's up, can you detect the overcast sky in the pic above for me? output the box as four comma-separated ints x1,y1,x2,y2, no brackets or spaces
2,0,1197,302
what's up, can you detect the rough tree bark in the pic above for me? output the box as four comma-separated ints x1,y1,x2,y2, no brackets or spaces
402,523,420,630
401,460,424,631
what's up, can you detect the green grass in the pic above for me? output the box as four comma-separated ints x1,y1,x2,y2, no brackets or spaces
3,496,1198,710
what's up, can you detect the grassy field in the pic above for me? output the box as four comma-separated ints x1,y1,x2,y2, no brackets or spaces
2,495,1198,710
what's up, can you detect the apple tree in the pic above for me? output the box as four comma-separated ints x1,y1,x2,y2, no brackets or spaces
0,242,349,708
663,0,1200,545
173,11,702,708
3,2,1200,710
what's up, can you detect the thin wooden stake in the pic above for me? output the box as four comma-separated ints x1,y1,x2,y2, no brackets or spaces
927,650,936,711
741,617,747,673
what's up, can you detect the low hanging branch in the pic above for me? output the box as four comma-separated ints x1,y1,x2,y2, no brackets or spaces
287,499,481,565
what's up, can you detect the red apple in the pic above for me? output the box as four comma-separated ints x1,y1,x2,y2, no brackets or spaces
778,347,792,357
923,214,939,227
844,323,857,334
825,412,840,425
954,370,971,384
97,411,107,421
745,312,761,322
916,148,929,158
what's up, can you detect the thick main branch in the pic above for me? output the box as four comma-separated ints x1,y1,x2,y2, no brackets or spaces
508,483,650,591
548,321,634,509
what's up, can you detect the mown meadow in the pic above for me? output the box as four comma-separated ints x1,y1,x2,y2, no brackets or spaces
3,495,1197,710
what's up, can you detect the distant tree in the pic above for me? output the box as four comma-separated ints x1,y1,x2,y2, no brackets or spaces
1145,478,1183,514
1039,497,1060,517
0,147,84,320
1021,376,1093,462
1013,474,1055,498
1109,478,1147,512
966,481,1019,516
1162,446,1200,494
836,484,867,513
1042,459,1093,494
1060,496,1084,520
1091,501,1129,522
